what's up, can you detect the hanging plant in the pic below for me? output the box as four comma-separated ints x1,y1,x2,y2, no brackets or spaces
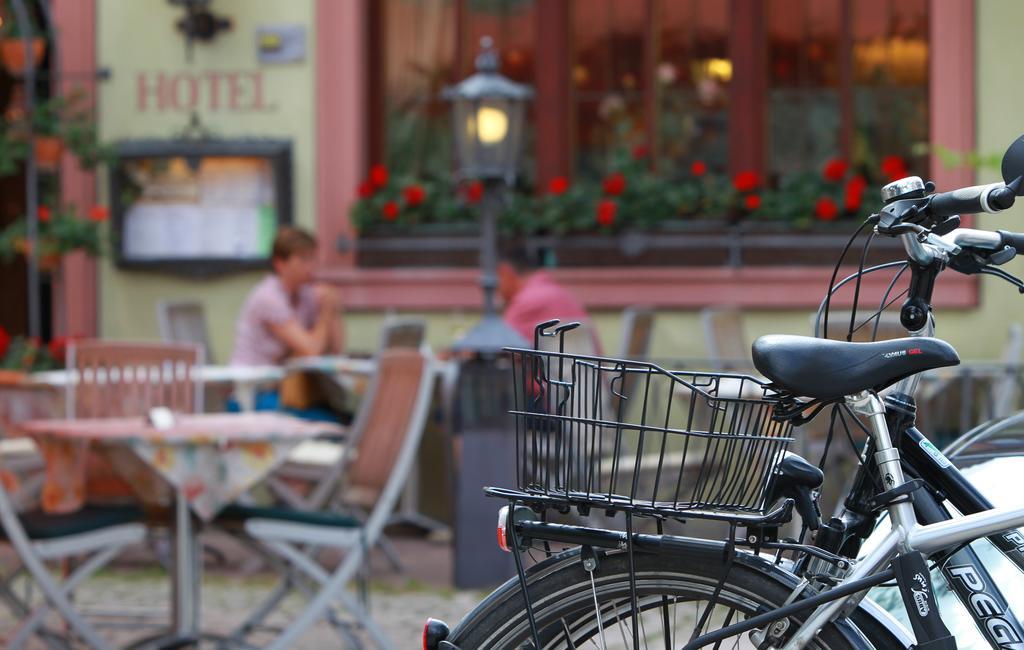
0,202,109,269
0,12,46,77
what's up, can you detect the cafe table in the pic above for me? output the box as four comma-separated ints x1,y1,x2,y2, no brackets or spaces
16,411,345,645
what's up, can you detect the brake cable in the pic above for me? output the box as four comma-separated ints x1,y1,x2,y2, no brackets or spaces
813,261,909,339
822,219,873,340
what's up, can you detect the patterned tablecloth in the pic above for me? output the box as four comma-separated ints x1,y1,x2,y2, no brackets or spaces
0,381,62,493
17,412,345,520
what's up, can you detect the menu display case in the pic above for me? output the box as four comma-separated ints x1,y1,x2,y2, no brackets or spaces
111,139,292,275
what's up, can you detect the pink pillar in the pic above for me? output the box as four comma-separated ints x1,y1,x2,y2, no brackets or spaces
52,0,98,337
315,0,367,268
930,0,975,190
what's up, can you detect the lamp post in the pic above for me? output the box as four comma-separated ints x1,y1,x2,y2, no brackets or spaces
443,37,533,588
444,36,532,353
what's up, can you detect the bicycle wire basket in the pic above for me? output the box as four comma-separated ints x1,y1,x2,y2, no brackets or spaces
488,321,796,522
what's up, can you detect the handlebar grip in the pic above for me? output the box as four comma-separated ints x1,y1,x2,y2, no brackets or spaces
999,230,1024,252
928,183,1008,217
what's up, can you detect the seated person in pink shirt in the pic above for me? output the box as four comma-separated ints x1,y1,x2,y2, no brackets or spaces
229,227,343,414
498,247,601,355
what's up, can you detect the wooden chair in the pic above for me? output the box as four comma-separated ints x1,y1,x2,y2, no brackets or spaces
65,342,203,505
619,305,655,359
156,300,215,364
700,306,751,371
67,341,203,419
379,316,426,350
218,348,435,648
0,473,146,649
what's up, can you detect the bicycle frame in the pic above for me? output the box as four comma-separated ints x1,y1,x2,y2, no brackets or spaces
779,391,1024,650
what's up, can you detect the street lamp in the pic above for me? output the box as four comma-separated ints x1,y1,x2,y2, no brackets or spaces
444,36,533,353
443,36,533,589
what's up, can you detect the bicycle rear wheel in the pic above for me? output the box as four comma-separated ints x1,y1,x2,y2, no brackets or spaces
448,541,900,649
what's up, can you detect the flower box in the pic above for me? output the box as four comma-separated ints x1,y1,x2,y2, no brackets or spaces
342,220,902,269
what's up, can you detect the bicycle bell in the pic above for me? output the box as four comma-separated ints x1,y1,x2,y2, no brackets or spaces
881,176,926,205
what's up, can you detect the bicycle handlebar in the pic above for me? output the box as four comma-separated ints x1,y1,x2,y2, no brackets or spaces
926,182,1016,217
999,229,1024,252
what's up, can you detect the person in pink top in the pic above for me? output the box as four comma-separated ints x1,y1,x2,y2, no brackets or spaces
498,248,601,354
231,227,342,366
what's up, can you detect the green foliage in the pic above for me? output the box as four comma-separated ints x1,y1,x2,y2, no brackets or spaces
0,204,104,264
351,152,894,235
0,91,115,178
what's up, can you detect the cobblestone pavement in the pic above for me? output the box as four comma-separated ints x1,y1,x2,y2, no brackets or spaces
0,533,484,648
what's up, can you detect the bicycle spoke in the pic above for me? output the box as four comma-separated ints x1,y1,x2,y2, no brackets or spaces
561,618,577,649
587,569,608,650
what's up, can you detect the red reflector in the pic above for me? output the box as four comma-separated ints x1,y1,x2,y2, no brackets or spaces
496,505,511,552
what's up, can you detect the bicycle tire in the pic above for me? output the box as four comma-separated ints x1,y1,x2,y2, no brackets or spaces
447,540,903,649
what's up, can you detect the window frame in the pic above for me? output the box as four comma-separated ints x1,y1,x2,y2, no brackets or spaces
319,0,977,310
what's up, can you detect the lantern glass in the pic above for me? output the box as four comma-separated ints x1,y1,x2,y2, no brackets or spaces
451,96,526,182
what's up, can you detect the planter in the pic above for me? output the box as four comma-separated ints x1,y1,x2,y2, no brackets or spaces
344,220,903,269
0,37,45,76
345,222,482,268
0,370,27,386
33,135,63,170
38,252,61,272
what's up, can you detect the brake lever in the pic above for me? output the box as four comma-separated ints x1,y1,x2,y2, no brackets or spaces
931,216,961,236
977,266,1024,294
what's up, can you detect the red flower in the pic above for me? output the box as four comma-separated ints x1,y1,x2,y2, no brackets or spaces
369,164,389,188
0,326,9,360
744,194,762,211
357,180,375,198
47,336,68,364
844,175,867,211
815,197,839,221
690,160,708,177
465,180,484,203
732,170,759,193
37,206,51,223
602,172,626,196
595,199,617,227
382,201,399,221
823,158,848,182
403,184,426,207
631,143,649,160
881,155,908,182
548,176,569,195
88,205,108,222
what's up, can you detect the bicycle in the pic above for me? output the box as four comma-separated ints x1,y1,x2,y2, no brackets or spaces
425,134,1024,649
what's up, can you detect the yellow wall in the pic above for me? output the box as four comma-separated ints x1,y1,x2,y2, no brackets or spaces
96,0,316,361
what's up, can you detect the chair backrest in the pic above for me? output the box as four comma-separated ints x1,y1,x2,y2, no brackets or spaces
342,348,434,521
67,341,203,418
379,317,426,351
701,307,747,370
156,300,214,364
619,305,654,359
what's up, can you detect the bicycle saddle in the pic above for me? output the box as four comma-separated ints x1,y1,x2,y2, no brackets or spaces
751,334,960,400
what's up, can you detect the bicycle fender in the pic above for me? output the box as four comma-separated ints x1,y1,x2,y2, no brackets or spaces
448,540,914,649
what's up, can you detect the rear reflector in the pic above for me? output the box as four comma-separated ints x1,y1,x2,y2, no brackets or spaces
423,618,450,649
496,505,512,552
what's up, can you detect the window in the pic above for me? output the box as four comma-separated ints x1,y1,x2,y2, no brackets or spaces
375,0,929,183
377,0,536,181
